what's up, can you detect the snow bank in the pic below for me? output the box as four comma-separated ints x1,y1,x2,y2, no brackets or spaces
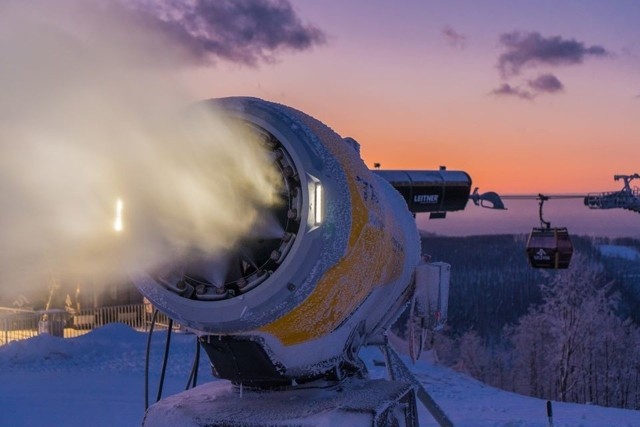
1,325,639,426
0,324,209,427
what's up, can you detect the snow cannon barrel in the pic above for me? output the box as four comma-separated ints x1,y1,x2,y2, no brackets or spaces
133,97,463,385
373,169,471,215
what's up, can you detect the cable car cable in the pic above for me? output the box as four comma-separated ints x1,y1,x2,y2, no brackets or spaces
496,194,587,200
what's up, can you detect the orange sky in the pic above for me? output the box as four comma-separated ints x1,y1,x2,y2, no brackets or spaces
180,1,640,194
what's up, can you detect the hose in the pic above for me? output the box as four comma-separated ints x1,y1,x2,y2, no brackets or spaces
185,338,201,390
144,309,158,411
156,318,174,402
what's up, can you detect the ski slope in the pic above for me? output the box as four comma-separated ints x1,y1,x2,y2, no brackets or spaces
0,324,638,426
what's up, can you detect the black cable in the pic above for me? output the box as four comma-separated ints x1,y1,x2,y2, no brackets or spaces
185,339,196,390
144,309,158,411
185,338,201,390
156,318,173,403
498,194,586,200
185,363,194,389
193,340,200,387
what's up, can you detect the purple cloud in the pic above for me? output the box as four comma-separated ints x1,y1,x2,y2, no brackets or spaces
491,83,534,100
124,0,326,66
528,73,564,93
498,31,609,77
442,25,467,49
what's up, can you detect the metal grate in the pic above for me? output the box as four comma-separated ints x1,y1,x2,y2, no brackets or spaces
0,304,176,346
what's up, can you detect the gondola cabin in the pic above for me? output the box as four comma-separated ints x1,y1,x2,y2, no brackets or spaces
526,227,573,269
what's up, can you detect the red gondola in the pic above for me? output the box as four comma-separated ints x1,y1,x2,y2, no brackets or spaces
525,195,573,269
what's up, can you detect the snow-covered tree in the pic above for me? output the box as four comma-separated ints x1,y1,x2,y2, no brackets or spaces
506,255,640,408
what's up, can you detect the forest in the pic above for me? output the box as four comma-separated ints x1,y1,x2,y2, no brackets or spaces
416,233,640,410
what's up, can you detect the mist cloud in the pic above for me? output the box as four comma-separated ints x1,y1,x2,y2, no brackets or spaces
123,0,326,66
498,31,609,77
0,1,282,296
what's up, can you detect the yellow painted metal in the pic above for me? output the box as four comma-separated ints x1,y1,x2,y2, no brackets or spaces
260,131,406,346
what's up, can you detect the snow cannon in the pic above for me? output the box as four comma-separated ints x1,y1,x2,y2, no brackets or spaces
134,97,471,387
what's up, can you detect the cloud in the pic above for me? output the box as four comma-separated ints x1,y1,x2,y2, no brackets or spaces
491,83,534,100
442,25,467,49
497,31,609,77
123,0,326,66
528,73,564,93
491,75,563,101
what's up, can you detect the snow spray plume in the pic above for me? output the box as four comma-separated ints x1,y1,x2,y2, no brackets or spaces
0,1,281,297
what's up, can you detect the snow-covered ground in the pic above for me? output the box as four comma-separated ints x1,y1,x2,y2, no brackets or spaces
0,325,639,427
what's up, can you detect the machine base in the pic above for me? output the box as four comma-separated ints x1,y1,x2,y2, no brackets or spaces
143,378,417,427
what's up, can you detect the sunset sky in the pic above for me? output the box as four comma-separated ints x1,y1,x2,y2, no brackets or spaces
178,0,640,194
1,0,637,243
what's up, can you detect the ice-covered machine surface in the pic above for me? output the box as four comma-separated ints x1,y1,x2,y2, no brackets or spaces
143,379,417,427
134,97,425,384
134,97,470,390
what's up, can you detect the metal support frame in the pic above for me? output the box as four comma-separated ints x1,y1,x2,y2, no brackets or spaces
380,339,454,427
